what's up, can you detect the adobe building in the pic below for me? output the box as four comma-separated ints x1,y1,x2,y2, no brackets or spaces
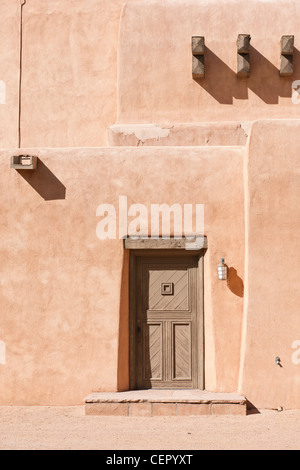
0,0,299,414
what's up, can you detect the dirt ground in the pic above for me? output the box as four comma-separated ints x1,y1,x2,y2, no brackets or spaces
0,406,299,450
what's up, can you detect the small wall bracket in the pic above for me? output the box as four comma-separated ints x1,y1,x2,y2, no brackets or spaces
10,155,38,170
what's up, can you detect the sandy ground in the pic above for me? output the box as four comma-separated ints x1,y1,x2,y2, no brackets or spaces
0,406,300,450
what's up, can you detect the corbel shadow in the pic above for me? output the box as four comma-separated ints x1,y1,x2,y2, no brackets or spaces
247,45,297,103
194,47,248,104
194,46,300,104
17,158,66,201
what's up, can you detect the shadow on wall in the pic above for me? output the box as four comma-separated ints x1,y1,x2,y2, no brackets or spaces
195,46,300,104
227,266,244,298
117,248,130,391
246,399,261,415
17,158,66,201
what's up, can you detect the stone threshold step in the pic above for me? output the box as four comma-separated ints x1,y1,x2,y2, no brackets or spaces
85,390,247,417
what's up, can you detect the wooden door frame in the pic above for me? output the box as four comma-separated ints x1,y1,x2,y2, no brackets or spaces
129,247,205,390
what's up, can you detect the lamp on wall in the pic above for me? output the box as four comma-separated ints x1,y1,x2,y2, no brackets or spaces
218,258,228,281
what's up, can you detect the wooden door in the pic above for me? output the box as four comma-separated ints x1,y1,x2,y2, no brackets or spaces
130,253,203,390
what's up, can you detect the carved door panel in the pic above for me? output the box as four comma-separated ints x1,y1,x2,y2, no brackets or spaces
131,255,202,390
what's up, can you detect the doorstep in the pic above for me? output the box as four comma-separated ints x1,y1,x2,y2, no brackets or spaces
84,390,247,417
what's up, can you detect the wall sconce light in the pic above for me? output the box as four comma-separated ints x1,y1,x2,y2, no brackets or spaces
218,258,228,280
10,155,38,170
276,356,282,367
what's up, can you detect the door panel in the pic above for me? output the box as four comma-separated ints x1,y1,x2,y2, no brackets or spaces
143,322,163,381
131,253,202,390
172,322,192,381
148,269,189,311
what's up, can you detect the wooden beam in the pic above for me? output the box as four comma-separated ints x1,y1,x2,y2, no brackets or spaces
125,237,208,251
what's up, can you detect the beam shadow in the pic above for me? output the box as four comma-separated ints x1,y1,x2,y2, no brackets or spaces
194,46,300,104
194,47,248,104
17,158,66,201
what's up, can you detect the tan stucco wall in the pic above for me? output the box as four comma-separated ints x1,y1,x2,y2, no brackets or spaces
0,0,300,409
0,146,244,405
0,0,20,148
117,0,300,126
239,120,300,410
20,0,124,147
3,0,300,149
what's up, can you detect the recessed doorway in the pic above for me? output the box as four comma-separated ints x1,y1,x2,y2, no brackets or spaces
129,249,204,390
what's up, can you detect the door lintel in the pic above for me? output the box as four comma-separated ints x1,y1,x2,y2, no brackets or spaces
125,236,207,252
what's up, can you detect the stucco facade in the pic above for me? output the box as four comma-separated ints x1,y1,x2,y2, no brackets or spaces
0,0,299,409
